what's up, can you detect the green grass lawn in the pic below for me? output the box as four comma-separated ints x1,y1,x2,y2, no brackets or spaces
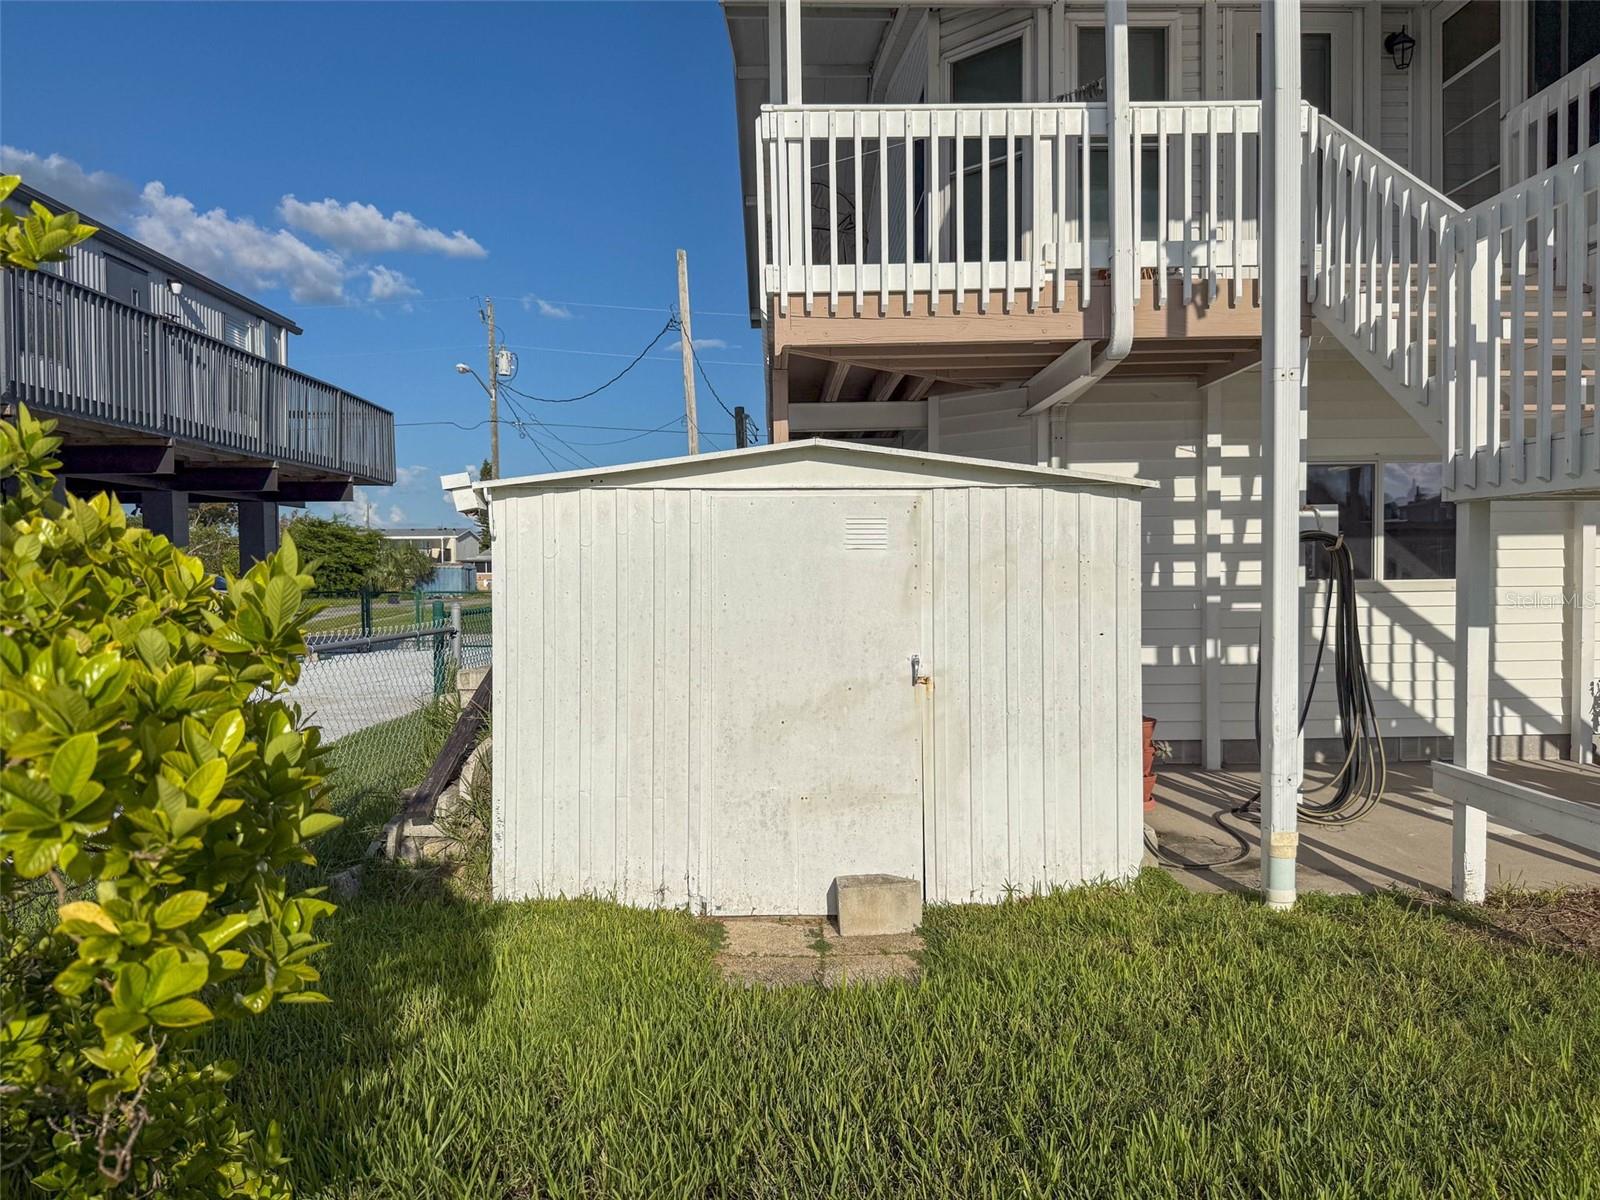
215,870,1600,1199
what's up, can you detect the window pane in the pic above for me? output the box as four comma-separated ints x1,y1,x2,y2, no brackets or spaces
1531,0,1564,92
1304,464,1375,580
1443,104,1500,197
1383,463,1456,579
1570,3,1600,74
952,38,1024,104
1442,54,1499,133
1442,0,1499,81
1253,32,1332,114
1077,27,1168,101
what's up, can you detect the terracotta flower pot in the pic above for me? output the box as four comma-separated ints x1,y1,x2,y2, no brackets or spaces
1142,716,1159,811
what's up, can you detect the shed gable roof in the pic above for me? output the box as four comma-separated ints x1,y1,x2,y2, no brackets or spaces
468,439,1154,497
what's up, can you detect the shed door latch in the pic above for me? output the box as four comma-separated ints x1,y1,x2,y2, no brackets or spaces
910,655,930,686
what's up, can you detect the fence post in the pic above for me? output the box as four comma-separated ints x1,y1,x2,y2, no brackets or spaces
360,589,373,638
450,600,462,670
432,598,445,626
413,587,423,625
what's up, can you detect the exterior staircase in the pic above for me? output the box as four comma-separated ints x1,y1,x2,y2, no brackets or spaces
1308,116,1600,501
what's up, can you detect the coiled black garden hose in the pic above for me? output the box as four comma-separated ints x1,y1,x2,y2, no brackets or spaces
1145,528,1389,871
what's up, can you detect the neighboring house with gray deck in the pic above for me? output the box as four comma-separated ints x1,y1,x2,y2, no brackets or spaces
2,182,395,564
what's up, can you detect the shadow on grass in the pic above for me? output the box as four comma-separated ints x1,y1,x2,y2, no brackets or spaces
210,876,508,1198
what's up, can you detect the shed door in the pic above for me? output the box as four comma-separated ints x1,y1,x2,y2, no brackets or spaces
708,491,928,915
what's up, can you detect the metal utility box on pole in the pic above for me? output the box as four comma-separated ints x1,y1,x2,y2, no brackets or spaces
1260,0,1304,911
485,297,500,479
677,250,701,454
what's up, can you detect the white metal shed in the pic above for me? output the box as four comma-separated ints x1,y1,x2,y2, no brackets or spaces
471,439,1153,914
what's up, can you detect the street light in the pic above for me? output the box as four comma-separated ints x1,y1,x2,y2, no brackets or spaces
454,363,471,375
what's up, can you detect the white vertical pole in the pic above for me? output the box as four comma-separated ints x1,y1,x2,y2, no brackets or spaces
768,0,783,105
1201,384,1224,771
1260,0,1303,911
784,0,802,105
1452,499,1493,901
1567,502,1598,765
1104,0,1134,360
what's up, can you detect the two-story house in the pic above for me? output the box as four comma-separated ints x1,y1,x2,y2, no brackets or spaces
2,182,395,566
721,0,1599,901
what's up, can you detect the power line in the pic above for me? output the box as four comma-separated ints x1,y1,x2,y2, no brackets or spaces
684,332,761,443
395,416,686,434
497,317,680,404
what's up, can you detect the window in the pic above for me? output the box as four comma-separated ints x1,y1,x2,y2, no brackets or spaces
949,36,1027,263
951,37,1024,103
1439,0,1502,207
1530,0,1600,94
1381,463,1455,580
1304,462,1455,581
1077,26,1169,237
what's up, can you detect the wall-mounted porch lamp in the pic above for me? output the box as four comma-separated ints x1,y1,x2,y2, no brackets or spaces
167,279,183,297
1384,26,1416,71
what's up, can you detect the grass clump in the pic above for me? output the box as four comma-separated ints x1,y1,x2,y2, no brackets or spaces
215,873,1600,1199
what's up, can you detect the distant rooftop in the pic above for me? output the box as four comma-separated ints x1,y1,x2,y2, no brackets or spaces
382,526,477,538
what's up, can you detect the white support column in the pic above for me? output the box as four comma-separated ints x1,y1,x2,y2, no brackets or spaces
1259,0,1303,911
1568,501,1598,765
784,0,802,105
768,0,783,105
1452,498,1494,902
1201,384,1224,771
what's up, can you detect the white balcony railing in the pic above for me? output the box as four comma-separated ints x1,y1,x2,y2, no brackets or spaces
755,101,1305,317
755,97,1597,503
1504,60,1600,188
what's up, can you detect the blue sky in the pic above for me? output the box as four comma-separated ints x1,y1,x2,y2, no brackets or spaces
1,1,756,528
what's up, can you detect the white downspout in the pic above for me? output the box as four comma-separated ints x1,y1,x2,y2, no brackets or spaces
1020,0,1132,420
1104,0,1134,364
1260,0,1303,911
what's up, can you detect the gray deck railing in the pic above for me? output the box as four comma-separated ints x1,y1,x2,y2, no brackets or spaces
1,269,395,484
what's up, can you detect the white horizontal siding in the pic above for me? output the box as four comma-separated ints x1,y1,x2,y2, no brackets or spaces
1063,384,1203,741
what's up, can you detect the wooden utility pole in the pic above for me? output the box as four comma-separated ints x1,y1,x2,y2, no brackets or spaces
676,250,700,454
734,405,748,448
485,296,500,479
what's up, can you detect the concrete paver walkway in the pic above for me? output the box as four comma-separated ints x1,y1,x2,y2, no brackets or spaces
714,917,922,987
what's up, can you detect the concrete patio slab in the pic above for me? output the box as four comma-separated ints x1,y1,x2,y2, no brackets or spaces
1147,760,1600,896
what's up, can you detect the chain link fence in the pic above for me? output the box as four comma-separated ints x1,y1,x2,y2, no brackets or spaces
286,597,492,873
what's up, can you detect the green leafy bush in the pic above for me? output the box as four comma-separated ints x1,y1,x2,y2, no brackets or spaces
0,175,97,269
1,407,340,1196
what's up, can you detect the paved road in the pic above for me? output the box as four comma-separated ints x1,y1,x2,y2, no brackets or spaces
284,641,445,743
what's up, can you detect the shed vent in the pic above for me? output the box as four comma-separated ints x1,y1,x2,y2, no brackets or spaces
843,515,889,549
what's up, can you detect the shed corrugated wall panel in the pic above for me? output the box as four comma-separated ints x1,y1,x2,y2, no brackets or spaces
493,479,1142,907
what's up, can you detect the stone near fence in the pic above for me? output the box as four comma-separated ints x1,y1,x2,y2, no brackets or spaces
457,665,489,708
834,874,921,937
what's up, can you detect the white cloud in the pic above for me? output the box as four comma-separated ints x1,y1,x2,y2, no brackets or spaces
133,182,349,304
326,486,406,528
280,195,486,259
4,147,477,308
692,337,732,351
0,145,140,220
521,293,572,319
367,265,421,303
